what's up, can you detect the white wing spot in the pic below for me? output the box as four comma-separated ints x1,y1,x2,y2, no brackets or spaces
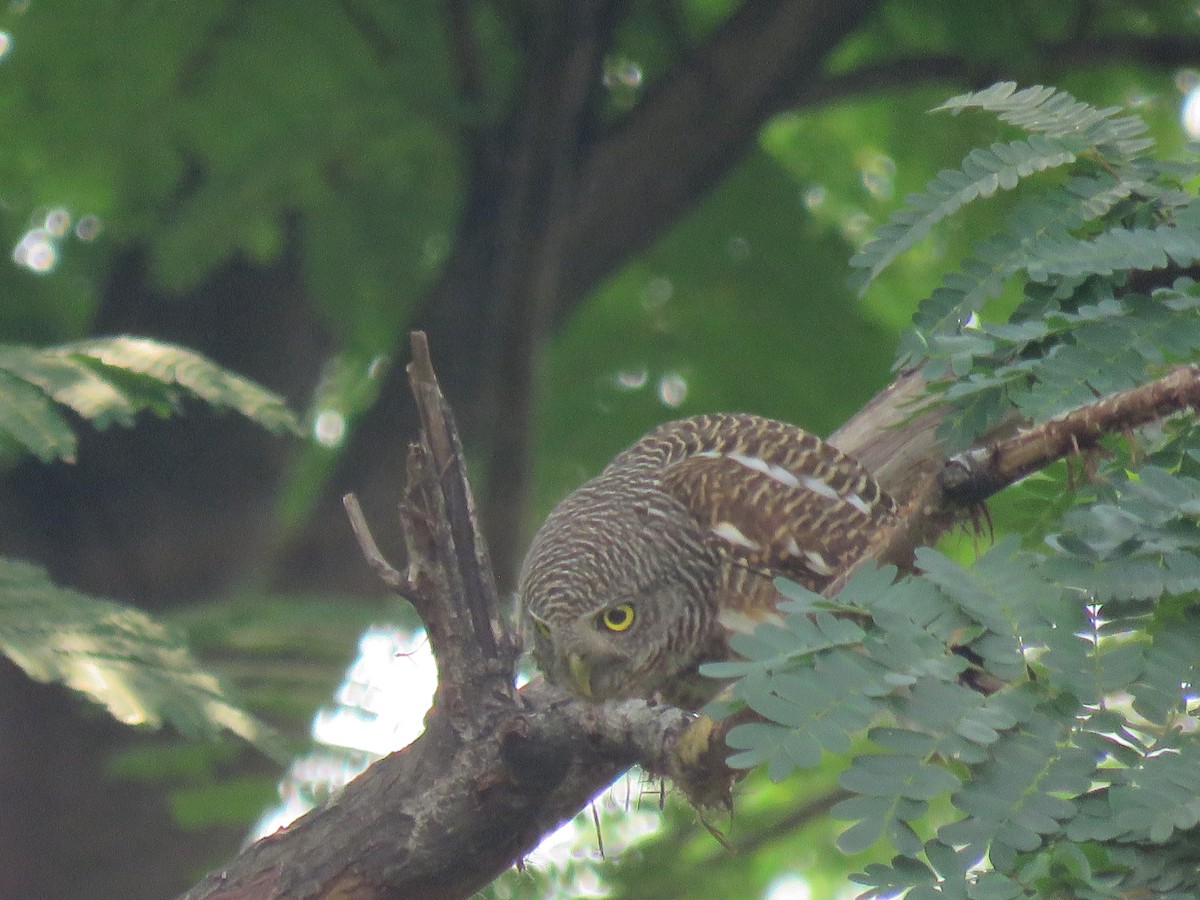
784,536,802,556
712,521,762,551
727,452,801,488
718,607,783,634
845,492,872,515
803,550,835,576
801,474,840,501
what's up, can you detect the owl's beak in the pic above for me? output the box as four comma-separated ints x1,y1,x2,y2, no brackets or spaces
566,652,593,698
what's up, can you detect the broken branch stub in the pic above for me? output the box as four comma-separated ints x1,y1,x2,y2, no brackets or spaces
399,331,519,716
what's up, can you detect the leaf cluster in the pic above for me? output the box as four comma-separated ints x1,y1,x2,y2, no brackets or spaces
1,557,285,757
0,336,298,755
0,335,299,463
712,475,1200,897
850,83,1200,451
706,85,1200,897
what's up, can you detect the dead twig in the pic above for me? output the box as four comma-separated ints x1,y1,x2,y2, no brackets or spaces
343,492,411,593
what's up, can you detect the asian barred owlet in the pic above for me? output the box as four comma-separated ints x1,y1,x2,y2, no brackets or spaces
519,414,898,710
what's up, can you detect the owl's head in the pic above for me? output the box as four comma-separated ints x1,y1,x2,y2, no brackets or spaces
521,575,715,702
517,467,720,705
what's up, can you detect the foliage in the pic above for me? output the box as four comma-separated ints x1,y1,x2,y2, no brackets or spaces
0,335,300,463
0,0,460,355
0,0,1194,893
0,335,298,754
693,85,1200,897
0,558,285,756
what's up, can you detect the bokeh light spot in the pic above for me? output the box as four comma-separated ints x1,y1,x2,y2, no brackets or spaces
313,409,347,448
1182,85,1200,140
657,372,687,408
641,276,673,310
602,56,642,89
13,227,58,273
763,875,811,900
44,207,71,237
615,368,648,390
75,214,102,241
803,184,827,210
726,235,751,263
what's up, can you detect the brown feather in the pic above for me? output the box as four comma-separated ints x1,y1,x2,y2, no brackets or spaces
518,413,898,708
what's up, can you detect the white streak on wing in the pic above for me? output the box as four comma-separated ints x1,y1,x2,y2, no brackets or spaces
803,550,835,576
801,474,840,501
695,450,722,458
727,452,801,488
712,521,762,551
785,536,802,556
845,492,871,515
718,607,783,635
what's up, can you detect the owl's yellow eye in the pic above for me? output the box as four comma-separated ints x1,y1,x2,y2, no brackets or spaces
600,603,635,632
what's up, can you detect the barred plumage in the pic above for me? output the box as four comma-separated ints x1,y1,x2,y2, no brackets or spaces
519,413,896,709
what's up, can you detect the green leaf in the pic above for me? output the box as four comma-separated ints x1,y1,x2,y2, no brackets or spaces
940,720,1094,861
0,368,78,462
904,173,1147,362
0,557,283,758
0,337,301,464
1022,220,1200,283
67,336,301,434
850,134,1078,290
840,753,960,801
933,82,1153,160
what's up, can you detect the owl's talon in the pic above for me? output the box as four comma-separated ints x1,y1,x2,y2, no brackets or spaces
672,715,736,812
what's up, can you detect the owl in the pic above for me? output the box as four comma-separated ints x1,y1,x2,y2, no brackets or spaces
518,413,897,709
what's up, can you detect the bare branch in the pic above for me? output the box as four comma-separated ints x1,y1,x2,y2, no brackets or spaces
940,364,1200,506
407,331,511,670
342,492,411,592
177,334,690,900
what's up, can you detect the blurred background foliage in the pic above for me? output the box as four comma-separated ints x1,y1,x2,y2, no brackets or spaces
0,1,1196,898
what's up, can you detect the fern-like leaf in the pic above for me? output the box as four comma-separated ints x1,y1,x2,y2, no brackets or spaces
899,173,1148,364
0,336,301,462
935,82,1154,160
0,557,284,757
849,135,1078,291
1023,220,1200,282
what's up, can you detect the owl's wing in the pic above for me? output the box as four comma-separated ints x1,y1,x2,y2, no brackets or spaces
659,431,896,597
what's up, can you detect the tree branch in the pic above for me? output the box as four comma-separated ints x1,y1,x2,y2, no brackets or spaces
177,334,689,900
563,30,1200,318
274,2,1200,600
342,492,410,593
561,0,881,312
669,365,1200,799
471,1,625,591
939,364,1200,506
183,343,1200,898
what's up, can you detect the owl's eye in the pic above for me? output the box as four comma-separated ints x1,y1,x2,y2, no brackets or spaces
599,603,636,632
